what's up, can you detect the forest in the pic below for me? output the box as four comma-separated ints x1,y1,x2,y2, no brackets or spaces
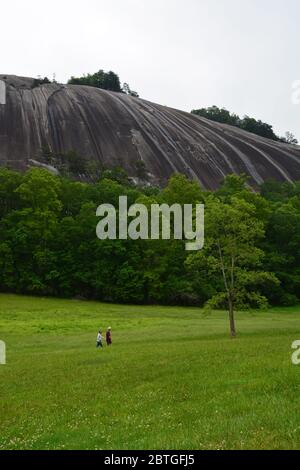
0,167,299,309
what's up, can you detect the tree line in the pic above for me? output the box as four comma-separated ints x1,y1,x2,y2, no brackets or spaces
68,70,139,97
0,168,299,322
191,106,298,145
32,69,139,97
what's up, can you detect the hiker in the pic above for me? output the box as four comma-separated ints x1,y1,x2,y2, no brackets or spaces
96,330,104,348
106,327,112,346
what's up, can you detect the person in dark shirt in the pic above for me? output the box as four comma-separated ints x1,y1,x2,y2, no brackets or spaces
106,327,112,346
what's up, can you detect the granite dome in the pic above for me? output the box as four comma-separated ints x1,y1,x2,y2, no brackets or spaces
1,75,300,189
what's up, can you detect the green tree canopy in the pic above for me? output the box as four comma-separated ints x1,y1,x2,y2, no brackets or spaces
186,194,279,337
191,106,298,143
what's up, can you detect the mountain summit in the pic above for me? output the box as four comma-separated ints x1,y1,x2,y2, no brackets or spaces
0,74,300,189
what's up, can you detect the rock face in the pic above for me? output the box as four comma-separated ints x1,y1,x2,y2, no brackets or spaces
0,74,300,189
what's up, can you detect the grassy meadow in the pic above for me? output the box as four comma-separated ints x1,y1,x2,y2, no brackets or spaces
0,294,300,450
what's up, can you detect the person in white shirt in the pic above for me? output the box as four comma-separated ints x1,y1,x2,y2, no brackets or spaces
96,331,104,348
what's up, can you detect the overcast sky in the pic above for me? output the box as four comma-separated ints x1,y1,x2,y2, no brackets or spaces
1,0,299,137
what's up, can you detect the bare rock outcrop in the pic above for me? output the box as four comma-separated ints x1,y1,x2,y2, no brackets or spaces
0,74,300,189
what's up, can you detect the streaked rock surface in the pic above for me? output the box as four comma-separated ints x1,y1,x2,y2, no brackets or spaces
0,74,300,189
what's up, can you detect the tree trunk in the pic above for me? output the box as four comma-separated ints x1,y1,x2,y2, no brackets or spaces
228,295,236,338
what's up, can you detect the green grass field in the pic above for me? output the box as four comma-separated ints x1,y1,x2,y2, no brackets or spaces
0,294,300,450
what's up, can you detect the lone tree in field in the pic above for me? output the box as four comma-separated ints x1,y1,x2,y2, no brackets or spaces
186,195,279,337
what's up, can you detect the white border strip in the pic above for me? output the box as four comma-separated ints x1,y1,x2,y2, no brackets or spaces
0,80,6,105
0,340,6,365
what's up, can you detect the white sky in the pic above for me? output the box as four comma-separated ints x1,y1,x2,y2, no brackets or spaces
1,0,299,137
